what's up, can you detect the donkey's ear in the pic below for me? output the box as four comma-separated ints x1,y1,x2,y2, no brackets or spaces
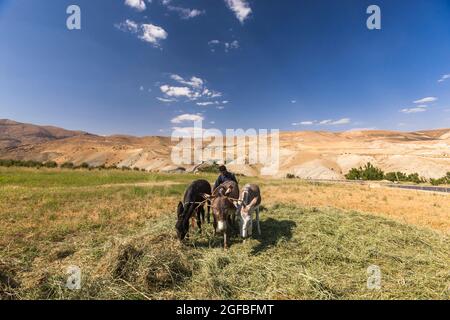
225,187,232,196
177,202,184,217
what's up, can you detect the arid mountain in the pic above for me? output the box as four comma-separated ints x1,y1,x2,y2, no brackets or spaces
0,119,449,179
0,119,88,149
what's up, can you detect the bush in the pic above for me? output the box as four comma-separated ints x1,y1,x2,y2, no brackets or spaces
345,168,362,180
286,173,296,179
406,173,425,184
79,162,90,169
0,159,43,168
195,161,221,173
0,159,14,167
430,173,450,186
384,172,407,182
43,161,58,168
345,163,384,181
60,162,74,169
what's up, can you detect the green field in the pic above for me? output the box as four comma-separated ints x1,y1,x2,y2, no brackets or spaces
0,168,449,300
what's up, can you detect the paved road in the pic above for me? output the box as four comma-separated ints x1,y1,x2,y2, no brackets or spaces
305,179,450,194
387,184,450,193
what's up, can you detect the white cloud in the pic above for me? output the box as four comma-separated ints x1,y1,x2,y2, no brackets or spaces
161,85,197,99
224,0,252,23
300,121,314,125
413,97,437,104
166,5,204,19
400,107,427,114
208,39,239,52
225,40,239,52
140,24,168,46
160,74,222,101
125,0,147,11
116,20,167,47
292,118,351,126
346,127,376,132
331,118,351,125
170,74,204,89
157,97,177,103
117,19,139,33
438,74,450,83
196,100,229,107
171,113,204,124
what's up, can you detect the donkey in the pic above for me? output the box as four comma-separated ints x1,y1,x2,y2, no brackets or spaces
238,184,262,239
206,181,239,249
176,179,211,241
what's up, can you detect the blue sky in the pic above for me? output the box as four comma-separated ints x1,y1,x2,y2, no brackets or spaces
0,0,449,136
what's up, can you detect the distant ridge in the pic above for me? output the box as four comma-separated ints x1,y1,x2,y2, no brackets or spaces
0,119,90,149
0,119,449,179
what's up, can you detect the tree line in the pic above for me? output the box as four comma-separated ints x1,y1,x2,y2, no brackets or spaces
345,162,449,186
0,159,146,172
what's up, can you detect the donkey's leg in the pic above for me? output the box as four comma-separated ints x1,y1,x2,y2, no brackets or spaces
213,216,217,236
207,200,211,224
197,208,204,233
224,230,229,250
201,206,205,223
256,207,261,236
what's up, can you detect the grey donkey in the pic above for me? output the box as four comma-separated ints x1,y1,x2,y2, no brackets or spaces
238,184,262,239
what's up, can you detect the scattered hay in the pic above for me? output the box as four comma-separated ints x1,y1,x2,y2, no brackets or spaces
0,262,19,300
112,244,144,281
52,248,76,261
143,248,192,291
105,233,194,296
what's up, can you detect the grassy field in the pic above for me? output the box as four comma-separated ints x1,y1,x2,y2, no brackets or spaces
0,167,449,300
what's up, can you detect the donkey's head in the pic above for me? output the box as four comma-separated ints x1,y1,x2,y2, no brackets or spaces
175,201,192,240
211,195,235,234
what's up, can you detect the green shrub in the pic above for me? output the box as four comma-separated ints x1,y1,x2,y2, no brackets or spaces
80,162,90,169
61,162,74,169
406,173,425,184
384,171,408,182
0,159,43,168
430,173,450,186
345,163,384,181
44,161,58,168
345,168,362,180
286,173,296,179
0,159,14,167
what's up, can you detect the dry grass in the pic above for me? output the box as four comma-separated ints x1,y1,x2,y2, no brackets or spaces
261,181,450,233
0,168,449,300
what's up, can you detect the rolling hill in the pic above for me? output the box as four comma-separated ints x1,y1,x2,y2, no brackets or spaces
0,119,449,179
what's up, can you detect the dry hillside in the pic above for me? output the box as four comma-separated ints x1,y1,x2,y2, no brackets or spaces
0,119,449,179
